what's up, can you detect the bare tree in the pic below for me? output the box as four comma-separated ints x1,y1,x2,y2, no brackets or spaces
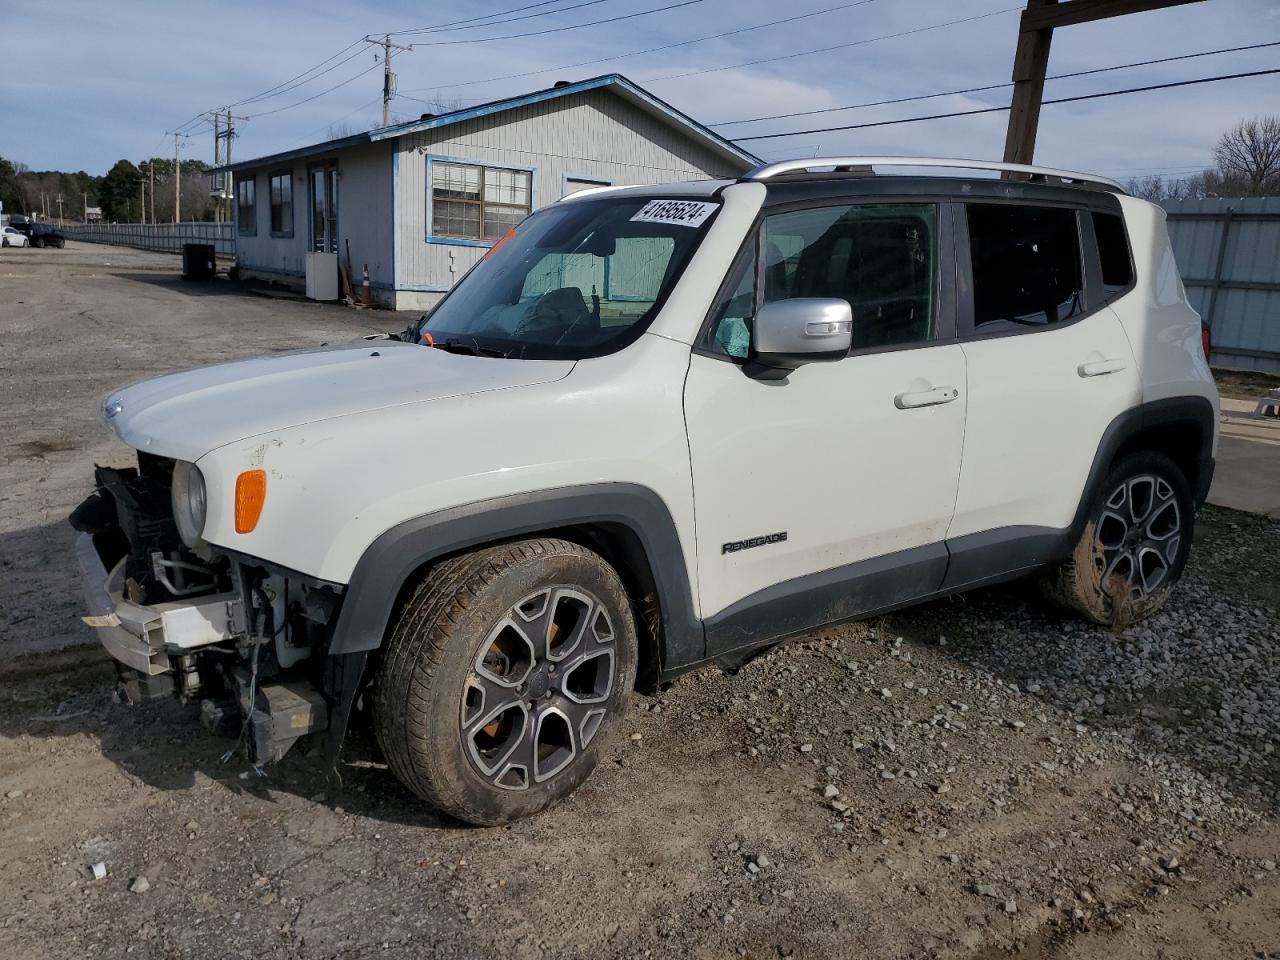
1212,116,1280,196
1125,173,1209,202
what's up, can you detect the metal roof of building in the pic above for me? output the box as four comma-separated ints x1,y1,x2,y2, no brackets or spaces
212,74,758,175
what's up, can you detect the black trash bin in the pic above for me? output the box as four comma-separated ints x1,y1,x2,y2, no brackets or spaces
182,243,216,281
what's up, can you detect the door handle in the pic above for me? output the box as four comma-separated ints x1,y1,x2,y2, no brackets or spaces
895,385,960,409
1078,358,1127,378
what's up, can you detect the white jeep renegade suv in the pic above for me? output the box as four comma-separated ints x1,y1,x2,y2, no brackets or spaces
72,157,1218,824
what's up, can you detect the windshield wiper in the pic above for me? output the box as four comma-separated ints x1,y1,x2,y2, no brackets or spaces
437,336,504,358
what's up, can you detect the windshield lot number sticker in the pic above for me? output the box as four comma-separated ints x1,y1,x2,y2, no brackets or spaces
631,200,718,228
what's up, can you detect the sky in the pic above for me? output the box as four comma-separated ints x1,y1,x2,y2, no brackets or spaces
2,0,1277,183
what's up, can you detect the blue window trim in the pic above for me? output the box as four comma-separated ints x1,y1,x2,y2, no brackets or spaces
391,148,399,291
237,174,257,237
268,169,294,238
425,153,537,247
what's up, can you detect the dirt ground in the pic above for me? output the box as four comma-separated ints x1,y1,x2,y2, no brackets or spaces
1,242,1278,960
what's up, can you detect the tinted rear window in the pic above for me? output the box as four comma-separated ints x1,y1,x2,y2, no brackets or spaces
967,204,1083,329
1091,211,1132,291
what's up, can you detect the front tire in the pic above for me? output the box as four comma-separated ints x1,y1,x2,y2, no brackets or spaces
1043,451,1193,627
373,538,638,825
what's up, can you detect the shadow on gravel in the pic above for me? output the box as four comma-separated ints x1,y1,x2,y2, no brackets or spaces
886,509,1280,819
114,272,256,299
0,642,461,829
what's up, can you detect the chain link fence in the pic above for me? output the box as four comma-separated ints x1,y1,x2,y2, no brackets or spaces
58,222,236,257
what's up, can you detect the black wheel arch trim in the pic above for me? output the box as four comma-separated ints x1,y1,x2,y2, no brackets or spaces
326,483,704,668
1071,395,1216,541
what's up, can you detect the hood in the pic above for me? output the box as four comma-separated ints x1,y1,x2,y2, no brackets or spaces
103,338,575,462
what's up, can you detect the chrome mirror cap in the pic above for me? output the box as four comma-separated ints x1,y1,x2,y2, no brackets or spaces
747,298,853,380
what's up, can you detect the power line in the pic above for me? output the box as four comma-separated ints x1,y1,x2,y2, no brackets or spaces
227,41,369,108
712,39,1280,127
242,62,384,120
647,6,1022,83
388,0,592,36
732,67,1280,141
393,0,616,36
402,0,882,93
407,0,710,47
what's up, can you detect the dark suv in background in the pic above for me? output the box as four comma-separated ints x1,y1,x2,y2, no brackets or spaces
28,223,66,248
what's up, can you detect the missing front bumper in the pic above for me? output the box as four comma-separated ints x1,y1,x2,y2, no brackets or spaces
74,531,245,675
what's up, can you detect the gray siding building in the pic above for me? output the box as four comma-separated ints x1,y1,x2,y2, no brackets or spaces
217,74,757,311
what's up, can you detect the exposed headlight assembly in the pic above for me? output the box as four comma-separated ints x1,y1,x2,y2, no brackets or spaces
171,460,208,549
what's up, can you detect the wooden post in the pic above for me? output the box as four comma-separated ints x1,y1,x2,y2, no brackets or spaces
1003,0,1057,165
1002,0,1205,165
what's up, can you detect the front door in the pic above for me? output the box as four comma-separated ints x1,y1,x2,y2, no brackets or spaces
684,200,967,655
310,165,338,253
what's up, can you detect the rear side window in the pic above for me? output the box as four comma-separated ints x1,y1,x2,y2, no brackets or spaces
966,204,1083,329
1091,211,1133,293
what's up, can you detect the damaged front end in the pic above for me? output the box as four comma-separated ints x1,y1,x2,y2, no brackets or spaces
70,452,348,766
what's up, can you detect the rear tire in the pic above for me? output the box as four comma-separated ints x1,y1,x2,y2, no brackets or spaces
31,237,43,248
1042,451,1193,627
373,538,638,825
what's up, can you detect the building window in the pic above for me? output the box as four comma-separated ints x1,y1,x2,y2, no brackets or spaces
430,160,532,242
237,178,256,236
966,204,1083,329
270,172,293,236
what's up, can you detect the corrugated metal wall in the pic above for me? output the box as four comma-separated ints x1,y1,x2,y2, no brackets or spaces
394,88,740,304
1162,196,1280,374
59,222,234,255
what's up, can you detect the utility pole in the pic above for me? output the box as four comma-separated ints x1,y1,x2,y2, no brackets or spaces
173,131,183,224
138,178,146,224
56,195,64,226
1003,0,1205,164
213,109,247,223
213,111,222,223
149,161,155,225
365,35,411,127
83,192,88,222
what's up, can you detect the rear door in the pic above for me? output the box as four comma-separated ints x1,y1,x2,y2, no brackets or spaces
946,200,1140,585
684,199,967,654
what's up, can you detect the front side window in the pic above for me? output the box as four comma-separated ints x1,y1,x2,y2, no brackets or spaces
417,196,718,359
967,203,1083,329
431,160,532,242
269,172,292,235
236,178,255,235
705,202,938,357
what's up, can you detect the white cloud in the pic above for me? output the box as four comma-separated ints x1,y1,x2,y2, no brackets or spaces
0,0,1271,179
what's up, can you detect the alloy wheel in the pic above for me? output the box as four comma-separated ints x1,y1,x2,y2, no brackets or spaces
461,586,618,791
1093,473,1182,599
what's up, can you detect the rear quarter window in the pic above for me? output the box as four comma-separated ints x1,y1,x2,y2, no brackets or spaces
1091,211,1133,294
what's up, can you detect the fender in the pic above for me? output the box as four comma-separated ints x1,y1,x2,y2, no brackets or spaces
326,483,705,666
1069,395,1217,542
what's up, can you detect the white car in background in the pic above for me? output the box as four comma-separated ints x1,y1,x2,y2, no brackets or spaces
1,226,29,247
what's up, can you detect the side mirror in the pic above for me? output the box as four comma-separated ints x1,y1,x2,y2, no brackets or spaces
746,298,853,380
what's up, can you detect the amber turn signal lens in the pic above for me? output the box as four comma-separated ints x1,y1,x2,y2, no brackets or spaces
234,469,267,534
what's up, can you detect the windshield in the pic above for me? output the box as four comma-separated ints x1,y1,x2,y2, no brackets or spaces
413,195,720,360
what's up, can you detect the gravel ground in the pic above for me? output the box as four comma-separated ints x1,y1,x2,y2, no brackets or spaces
1,243,1278,959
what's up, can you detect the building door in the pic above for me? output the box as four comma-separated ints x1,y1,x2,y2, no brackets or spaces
310,166,338,253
